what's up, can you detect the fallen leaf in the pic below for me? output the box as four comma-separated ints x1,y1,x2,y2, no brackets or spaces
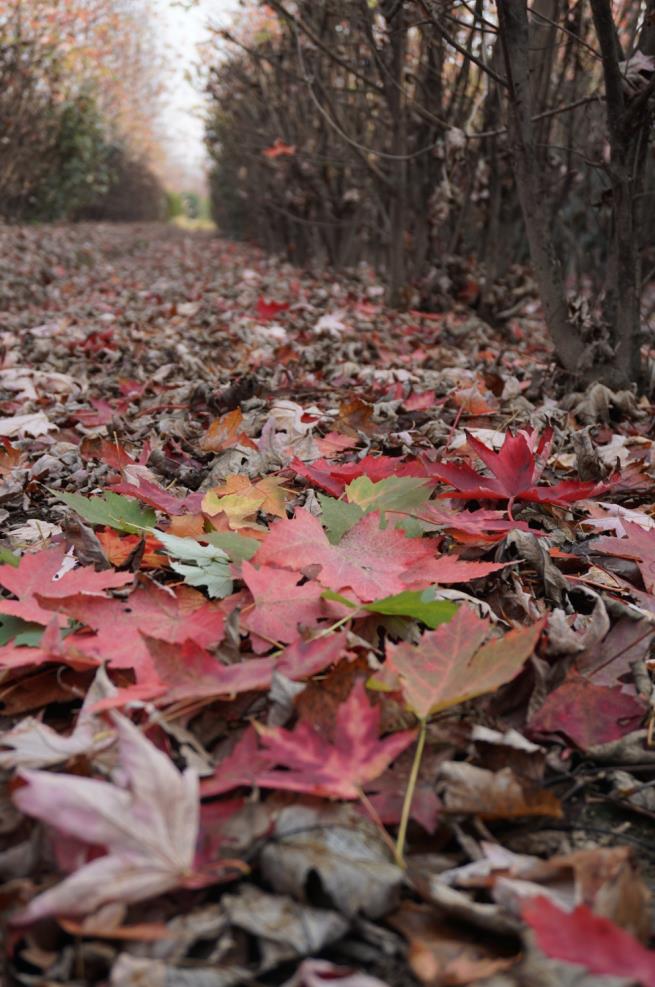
254,680,416,799
523,896,655,986
12,714,203,923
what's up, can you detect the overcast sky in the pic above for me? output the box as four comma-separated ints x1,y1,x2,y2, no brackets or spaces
154,0,240,188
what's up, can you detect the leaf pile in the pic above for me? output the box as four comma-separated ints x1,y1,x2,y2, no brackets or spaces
1,223,655,986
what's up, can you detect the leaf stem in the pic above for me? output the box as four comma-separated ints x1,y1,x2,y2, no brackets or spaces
395,717,427,868
357,789,399,859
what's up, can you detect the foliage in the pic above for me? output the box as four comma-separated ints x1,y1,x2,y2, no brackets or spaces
0,0,164,221
204,0,655,385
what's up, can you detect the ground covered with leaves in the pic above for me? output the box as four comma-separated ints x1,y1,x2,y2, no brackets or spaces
1,223,655,987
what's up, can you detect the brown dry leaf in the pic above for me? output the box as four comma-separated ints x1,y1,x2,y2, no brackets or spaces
389,902,519,985
438,762,563,819
200,408,256,452
337,397,376,436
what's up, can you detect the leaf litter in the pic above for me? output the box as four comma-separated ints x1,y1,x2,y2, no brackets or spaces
1,223,655,984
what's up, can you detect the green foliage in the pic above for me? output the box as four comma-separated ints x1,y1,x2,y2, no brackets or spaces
53,491,156,533
25,92,112,221
166,191,184,219
322,588,457,629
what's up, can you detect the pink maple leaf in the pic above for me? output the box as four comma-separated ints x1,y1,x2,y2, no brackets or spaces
0,546,133,625
254,680,416,799
402,556,507,586
36,581,224,683
12,715,201,923
241,561,325,645
201,728,274,798
254,508,433,601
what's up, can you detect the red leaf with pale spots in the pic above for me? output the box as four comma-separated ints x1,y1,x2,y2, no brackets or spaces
254,509,433,601
528,670,646,750
241,561,325,645
523,897,655,986
254,680,417,800
0,546,134,625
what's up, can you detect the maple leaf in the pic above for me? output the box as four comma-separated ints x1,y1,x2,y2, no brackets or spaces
37,581,225,681
370,608,543,719
12,714,200,923
204,474,289,519
401,556,507,586
200,409,256,453
255,296,290,319
254,680,416,799
201,727,275,798
592,522,655,593
149,529,233,598
416,504,532,543
254,508,433,601
110,476,203,515
274,632,350,680
528,670,645,749
0,546,134,626
145,637,276,704
53,490,156,533
430,430,614,508
262,138,296,159
291,455,427,497
522,897,655,986
241,561,325,645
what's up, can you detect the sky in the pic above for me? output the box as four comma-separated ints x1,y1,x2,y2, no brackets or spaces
154,0,240,190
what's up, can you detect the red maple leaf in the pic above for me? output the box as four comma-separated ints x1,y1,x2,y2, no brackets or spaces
110,477,203,515
241,562,325,646
36,581,224,682
523,897,655,986
528,670,645,749
429,430,614,510
262,138,296,159
253,508,433,600
201,728,274,798
254,680,416,799
145,637,276,704
290,455,428,497
402,556,507,586
255,296,290,321
275,632,349,680
372,609,543,718
592,522,655,593
416,504,532,544
0,546,134,625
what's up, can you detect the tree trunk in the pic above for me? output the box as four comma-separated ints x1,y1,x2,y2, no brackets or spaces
496,0,585,374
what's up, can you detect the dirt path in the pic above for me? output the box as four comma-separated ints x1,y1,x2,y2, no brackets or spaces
1,223,654,987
